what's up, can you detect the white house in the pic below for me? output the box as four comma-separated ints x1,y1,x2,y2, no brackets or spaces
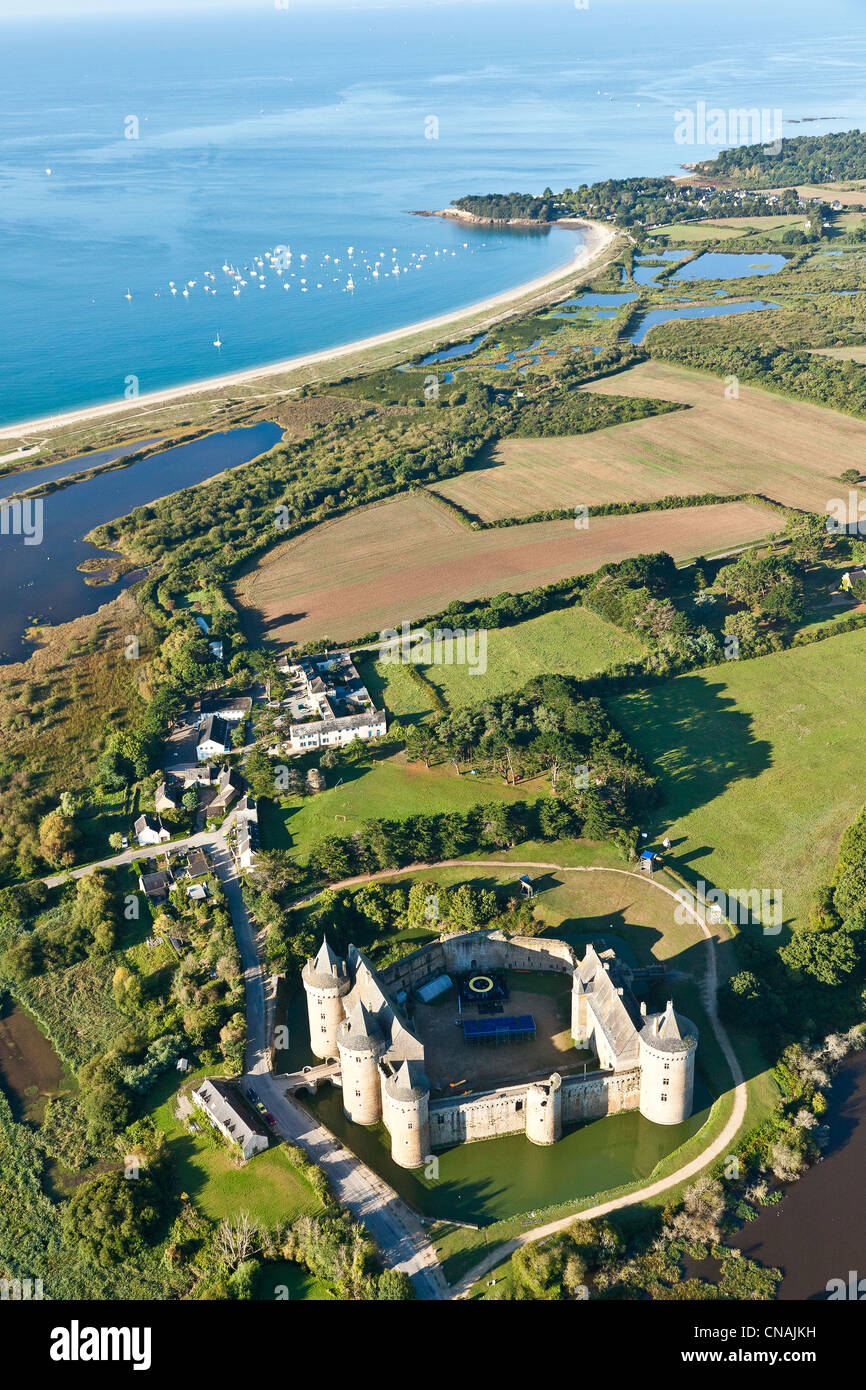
196,714,232,761
285,650,387,753
133,814,171,848
191,1078,268,1160
289,708,387,752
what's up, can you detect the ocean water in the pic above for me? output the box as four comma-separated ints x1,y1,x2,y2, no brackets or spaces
1,0,865,425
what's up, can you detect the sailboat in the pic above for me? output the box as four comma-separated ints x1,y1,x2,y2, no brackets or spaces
124,289,132,300
213,333,222,349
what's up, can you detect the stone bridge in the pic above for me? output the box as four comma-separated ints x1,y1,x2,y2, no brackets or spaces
280,1060,342,1095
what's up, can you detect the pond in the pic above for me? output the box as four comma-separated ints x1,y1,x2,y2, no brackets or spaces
306,1076,713,1224
667,251,788,283
0,420,282,661
731,1050,866,1300
0,999,69,1123
418,334,489,365
628,300,779,346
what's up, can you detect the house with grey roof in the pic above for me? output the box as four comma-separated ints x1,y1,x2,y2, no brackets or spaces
197,715,232,762
191,1078,268,1161
133,813,171,848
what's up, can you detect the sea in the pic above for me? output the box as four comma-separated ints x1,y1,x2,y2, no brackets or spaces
1,0,865,426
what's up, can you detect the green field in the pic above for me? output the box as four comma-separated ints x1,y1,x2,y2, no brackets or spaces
651,216,804,243
609,627,866,936
360,605,647,716
261,753,549,862
150,1073,326,1226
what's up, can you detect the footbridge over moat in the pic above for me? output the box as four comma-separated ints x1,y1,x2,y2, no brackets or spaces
281,1060,342,1094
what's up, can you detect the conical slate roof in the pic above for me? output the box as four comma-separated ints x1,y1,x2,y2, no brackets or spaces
384,1058,429,1101
337,1000,382,1054
640,1000,697,1054
303,935,347,988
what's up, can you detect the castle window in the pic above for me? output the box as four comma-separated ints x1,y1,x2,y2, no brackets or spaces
408,1124,413,1130
664,1062,670,1071
660,1093,668,1103
663,1078,669,1086
321,1013,326,1020
515,1101,523,1112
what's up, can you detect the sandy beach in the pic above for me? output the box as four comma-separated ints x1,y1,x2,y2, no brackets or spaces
0,219,615,442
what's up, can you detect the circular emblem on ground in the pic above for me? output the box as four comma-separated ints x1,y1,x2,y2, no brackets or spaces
468,975,494,994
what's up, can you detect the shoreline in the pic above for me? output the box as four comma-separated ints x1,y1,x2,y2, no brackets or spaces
0,219,615,442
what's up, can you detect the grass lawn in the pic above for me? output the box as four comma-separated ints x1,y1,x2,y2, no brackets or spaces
150,1071,325,1226
651,216,805,243
260,752,550,862
608,626,866,937
359,606,647,715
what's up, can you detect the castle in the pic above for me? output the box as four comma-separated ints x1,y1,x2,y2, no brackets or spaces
301,929,698,1169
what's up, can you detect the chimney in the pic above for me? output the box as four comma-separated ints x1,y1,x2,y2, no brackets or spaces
640,1001,647,1017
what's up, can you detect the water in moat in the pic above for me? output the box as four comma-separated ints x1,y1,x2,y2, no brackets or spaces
281,988,711,1224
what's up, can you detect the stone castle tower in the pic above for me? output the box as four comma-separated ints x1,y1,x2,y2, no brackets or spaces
638,1000,698,1125
301,936,351,1058
383,1059,431,1169
302,938,431,1167
336,1000,384,1126
526,1072,563,1145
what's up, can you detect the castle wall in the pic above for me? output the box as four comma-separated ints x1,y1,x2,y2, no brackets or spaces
441,930,575,977
429,1083,530,1148
379,941,447,995
428,1068,642,1148
561,1069,641,1121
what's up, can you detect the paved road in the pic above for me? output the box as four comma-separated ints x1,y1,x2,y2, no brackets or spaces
212,842,449,1301
40,822,449,1297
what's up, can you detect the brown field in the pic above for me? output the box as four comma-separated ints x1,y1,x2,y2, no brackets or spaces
428,361,866,521
813,346,866,363
235,492,776,647
763,181,866,207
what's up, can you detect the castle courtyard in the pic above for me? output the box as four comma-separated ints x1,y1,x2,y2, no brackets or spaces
413,971,595,1094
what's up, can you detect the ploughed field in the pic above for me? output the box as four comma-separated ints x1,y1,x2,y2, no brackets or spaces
428,361,866,522
235,491,774,647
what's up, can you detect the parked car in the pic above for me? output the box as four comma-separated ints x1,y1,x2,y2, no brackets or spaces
121,837,129,849
264,1112,276,1127
246,1087,259,1104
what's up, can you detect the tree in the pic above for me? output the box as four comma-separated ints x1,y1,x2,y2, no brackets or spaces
216,1211,259,1270
63,1171,158,1267
780,928,858,985
38,809,77,867
376,1269,416,1300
